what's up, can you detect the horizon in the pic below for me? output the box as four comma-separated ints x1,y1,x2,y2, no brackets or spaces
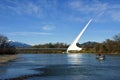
0,0,120,45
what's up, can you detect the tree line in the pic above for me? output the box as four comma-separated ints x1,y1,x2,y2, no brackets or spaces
32,42,68,48
80,34,120,54
0,34,16,55
0,33,120,54
32,33,120,54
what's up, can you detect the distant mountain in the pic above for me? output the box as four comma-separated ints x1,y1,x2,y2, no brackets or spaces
76,41,99,47
81,41,99,46
8,41,31,48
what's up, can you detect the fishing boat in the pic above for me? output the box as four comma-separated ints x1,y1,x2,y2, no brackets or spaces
96,53,105,60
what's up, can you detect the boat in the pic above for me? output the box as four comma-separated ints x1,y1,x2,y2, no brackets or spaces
96,54,105,60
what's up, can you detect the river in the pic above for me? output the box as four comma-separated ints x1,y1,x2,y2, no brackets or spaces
0,53,120,80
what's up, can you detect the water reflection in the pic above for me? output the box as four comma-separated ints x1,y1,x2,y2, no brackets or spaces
67,54,83,64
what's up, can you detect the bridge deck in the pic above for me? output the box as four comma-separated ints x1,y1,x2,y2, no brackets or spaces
16,48,67,53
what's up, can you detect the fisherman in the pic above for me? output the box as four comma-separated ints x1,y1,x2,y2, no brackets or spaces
98,52,101,56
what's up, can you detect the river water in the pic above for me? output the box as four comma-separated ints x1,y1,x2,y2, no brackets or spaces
0,53,120,80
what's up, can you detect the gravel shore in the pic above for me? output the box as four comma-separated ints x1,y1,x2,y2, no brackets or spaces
0,55,17,63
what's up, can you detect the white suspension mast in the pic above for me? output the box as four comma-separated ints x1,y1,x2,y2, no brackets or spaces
67,19,92,53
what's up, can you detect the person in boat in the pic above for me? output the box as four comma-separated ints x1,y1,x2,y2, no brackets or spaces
96,52,105,60
98,52,101,56
98,53,101,56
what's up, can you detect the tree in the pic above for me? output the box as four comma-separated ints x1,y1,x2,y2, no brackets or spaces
0,34,16,55
0,34,8,48
113,33,120,41
113,34,120,53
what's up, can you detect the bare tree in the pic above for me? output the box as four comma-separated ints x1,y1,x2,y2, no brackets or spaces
0,34,16,54
0,34,8,48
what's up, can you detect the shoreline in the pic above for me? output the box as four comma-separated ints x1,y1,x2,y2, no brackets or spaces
0,55,17,63
18,52,120,55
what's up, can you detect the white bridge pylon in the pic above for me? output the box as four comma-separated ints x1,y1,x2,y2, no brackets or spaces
67,19,92,53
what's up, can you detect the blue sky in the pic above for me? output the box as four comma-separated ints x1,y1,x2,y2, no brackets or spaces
0,0,120,45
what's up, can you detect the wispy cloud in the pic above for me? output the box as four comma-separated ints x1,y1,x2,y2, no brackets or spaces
7,32,53,36
109,11,120,22
0,0,57,17
7,1,42,16
0,0,120,22
68,0,120,22
42,25,55,31
69,0,107,15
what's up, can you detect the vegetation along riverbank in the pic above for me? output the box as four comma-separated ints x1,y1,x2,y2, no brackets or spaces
0,34,120,54
22,33,119,54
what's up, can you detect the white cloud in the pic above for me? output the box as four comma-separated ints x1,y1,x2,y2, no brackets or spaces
8,32,53,36
69,0,107,14
42,25,55,31
108,11,120,22
68,0,120,22
1,0,120,22
0,0,57,17
15,2,41,16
